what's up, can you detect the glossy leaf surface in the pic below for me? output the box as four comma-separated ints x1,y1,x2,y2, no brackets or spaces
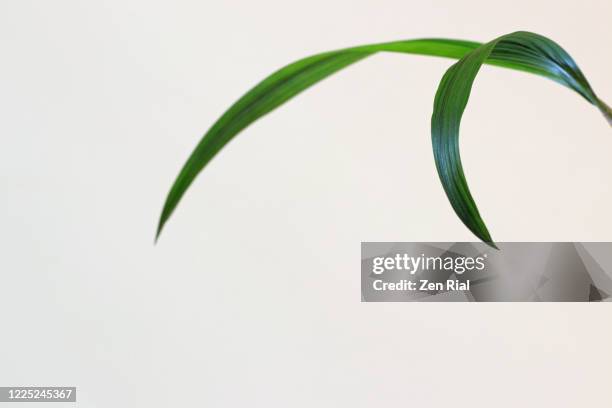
157,32,610,244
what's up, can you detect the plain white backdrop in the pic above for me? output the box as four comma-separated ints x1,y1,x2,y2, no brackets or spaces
1,0,611,406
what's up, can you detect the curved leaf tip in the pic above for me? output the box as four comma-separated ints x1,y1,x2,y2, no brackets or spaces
431,31,609,247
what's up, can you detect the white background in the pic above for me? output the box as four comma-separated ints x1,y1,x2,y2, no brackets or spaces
1,0,611,406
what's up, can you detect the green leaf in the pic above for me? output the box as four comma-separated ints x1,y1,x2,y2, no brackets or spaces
431,31,611,247
157,32,609,243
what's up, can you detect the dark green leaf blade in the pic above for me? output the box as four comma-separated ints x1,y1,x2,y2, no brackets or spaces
431,31,611,247
157,32,609,242
156,38,490,239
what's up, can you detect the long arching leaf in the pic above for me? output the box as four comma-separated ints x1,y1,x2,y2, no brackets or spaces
157,32,610,243
432,31,611,247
